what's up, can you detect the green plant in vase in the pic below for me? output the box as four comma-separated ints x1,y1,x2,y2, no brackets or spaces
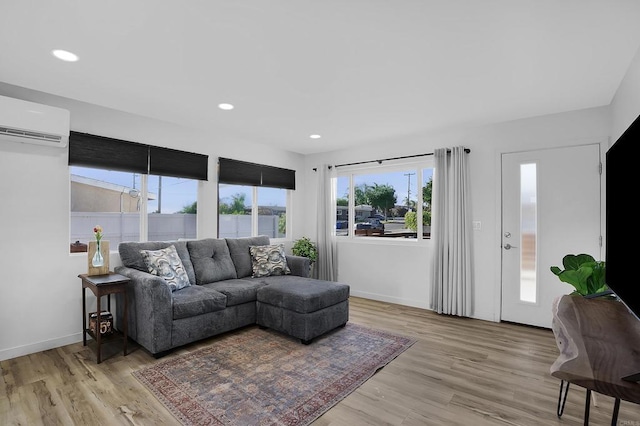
291,237,318,262
550,253,608,297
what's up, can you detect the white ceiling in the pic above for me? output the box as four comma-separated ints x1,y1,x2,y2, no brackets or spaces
1,1,640,155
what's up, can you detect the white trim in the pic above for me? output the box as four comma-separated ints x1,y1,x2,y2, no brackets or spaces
0,333,82,362
350,290,429,310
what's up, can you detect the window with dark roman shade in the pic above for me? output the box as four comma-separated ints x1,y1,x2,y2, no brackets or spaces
68,131,208,180
218,157,295,190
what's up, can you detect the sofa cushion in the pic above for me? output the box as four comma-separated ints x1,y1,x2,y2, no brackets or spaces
172,286,227,320
140,244,191,291
118,240,196,286
249,244,291,277
256,276,350,314
187,238,238,284
225,235,270,278
202,279,267,306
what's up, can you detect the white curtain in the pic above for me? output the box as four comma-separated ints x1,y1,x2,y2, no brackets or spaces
316,165,338,281
430,146,472,316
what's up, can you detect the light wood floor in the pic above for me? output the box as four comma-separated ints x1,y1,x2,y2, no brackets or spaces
2,297,639,425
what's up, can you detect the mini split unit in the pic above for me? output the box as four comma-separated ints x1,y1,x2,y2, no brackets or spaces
0,95,70,148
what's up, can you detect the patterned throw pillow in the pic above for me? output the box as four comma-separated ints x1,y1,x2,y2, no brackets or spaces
140,245,191,291
249,244,291,278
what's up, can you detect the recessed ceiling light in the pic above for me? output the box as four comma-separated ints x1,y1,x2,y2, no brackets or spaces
52,49,79,62
218,103,234,110
310,134,322,139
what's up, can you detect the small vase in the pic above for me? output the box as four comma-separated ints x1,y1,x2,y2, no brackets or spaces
92,240,104,267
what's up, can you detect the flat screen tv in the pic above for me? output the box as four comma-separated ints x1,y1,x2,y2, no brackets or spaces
606,112,640,324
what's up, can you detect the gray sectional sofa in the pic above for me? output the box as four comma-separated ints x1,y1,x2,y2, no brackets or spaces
114,236,350,357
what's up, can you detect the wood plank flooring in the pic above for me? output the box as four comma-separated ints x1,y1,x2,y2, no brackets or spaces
2,297,639,425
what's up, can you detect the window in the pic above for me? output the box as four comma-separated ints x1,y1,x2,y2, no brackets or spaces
70,167,141,246
147,174,198,241
70,168,199,247
69,132,207,252
218,184,253,238
217,158,294,239
336,161,434,239
218,185,288,239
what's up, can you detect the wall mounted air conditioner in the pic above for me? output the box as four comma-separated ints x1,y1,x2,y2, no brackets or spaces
0,95,70,148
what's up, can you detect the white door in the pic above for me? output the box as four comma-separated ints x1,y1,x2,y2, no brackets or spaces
501,144,601,328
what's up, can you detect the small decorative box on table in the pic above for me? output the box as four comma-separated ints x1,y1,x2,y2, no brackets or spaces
89,311,113,336
79,272,129,364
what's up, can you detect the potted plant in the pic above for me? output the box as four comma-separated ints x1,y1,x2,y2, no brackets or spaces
291,237,318,262
292,237,318,276
550,253,608,296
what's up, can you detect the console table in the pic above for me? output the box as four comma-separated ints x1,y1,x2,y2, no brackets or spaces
551,294,640,425
80,272,129,364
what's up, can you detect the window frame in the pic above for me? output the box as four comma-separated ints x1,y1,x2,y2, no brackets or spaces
336,159,434,243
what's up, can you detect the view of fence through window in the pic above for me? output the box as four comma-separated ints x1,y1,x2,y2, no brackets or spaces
218,184,287,239
70,166,197,250
336,167,434,238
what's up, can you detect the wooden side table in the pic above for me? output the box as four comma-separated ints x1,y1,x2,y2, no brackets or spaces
551,294,640,424
79,272,129,364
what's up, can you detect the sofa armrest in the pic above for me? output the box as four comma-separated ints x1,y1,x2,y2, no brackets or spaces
114,265,173,355
285,255,311,278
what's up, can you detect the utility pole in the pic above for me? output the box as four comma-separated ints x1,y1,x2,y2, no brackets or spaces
157,175,162,213
404,172,415,209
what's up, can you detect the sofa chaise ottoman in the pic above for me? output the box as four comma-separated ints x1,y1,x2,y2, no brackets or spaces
256,276,350,344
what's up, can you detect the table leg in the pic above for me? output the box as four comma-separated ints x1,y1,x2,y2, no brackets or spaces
584,388,591,426
123,291,128,356
611,398,620,426
557,380,570,417
82,287,86,346
96,295,102,364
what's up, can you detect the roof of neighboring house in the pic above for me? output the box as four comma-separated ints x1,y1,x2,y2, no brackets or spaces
71,174,157,200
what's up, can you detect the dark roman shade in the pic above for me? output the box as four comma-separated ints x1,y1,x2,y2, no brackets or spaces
149,146,208,181
218,157,295,190
69,131,208,180
68,132,148,174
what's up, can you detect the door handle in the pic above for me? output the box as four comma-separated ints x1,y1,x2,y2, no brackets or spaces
503,243,518,250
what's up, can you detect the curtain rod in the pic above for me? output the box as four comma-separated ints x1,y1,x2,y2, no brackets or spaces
312,148,470,171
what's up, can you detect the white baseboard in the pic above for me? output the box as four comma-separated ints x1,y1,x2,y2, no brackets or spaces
350,290,429,310
0,332,83,362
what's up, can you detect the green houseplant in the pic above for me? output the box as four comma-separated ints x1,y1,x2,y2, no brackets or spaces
291,237,318,263
550,253,608,296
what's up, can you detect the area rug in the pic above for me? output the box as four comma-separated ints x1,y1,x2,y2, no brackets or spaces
133,323,416,426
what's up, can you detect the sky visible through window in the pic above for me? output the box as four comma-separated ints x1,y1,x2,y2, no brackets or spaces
337,169,434,206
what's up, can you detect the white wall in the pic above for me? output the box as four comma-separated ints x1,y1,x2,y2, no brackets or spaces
0,83,306,361
303,106,611,322
610,46,640,142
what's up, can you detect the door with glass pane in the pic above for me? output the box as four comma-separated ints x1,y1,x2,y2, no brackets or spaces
501,144,601,328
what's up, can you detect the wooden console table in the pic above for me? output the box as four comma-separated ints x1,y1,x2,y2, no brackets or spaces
80,273,129,364
551,294,640,425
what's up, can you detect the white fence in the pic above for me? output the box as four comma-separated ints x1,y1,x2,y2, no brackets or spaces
218,215,283,238
70,212,282,247
71,212,197,247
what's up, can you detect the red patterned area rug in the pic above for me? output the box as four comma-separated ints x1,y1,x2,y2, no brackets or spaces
133,323,416,426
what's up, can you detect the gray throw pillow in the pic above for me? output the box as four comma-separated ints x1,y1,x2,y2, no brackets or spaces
249,244,291,278
140,245,191,291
